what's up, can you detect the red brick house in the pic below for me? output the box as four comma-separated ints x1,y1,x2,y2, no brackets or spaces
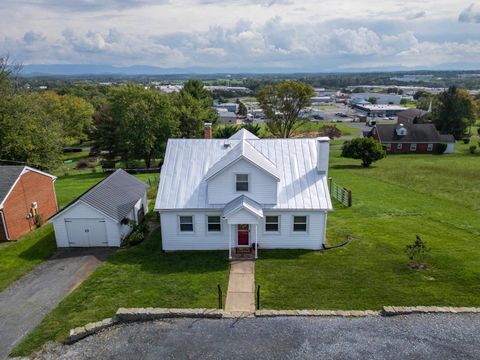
0,166,57,241
367,123,456,154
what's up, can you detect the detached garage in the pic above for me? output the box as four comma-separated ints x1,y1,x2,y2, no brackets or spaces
50,169,148,247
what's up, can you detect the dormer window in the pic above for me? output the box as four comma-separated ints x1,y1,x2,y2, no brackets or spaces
395,124,407,136
236,174,249,192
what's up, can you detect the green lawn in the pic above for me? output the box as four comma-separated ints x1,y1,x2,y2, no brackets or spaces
0,224,57,293
0,172,159,294
12,229,229,357
256,140,480,310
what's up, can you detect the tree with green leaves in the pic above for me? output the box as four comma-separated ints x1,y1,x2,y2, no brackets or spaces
173,80,218,138
368,97,378,104
432,86,477,139
237,101,248,116
0,92,64,170
214,125,241,139
341,137,386,167
37,91,94,144
242,123,261,136
106,85,178,168
257,80,315,138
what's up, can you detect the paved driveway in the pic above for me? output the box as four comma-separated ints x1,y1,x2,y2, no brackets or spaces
34,314,480,360
0,248,112,360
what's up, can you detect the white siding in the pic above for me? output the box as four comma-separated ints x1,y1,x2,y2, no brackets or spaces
161,211,228,250
445,143,455,154
226,209,261,224
207,159,277,205
160,210,326,251
51,202,122,247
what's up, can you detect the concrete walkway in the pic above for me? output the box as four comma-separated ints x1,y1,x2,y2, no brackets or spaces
0,248,112,360
225,261,255,315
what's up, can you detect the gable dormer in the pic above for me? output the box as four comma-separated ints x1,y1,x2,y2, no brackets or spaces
206,140,280,205
395,124,407,136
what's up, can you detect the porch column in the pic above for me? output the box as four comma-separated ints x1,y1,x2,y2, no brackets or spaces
255,223,258,259
228,223,232,259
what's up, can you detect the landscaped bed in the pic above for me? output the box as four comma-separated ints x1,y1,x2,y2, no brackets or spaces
12,228,230,357
256,140,480,310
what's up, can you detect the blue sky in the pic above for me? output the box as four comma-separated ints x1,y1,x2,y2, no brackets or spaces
1,0,480,72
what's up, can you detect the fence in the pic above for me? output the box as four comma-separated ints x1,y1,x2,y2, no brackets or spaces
329,178,352,207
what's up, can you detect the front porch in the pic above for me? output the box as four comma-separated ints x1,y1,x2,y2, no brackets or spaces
222,195,263,260
230,246,256,261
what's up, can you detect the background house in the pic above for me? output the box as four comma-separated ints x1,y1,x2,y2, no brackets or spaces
0,166,57,241
50,169,148,247
369,123,456,154
396,108,429,125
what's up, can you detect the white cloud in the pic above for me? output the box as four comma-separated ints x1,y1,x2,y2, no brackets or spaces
1,0,480,70
459,3,480,23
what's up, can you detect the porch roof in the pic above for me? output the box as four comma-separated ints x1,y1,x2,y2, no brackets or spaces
222,195,263,221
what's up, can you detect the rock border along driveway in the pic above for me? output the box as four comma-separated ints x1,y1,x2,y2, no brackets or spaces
65,306,480,344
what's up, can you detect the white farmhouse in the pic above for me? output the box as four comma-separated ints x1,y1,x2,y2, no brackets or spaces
154,126,332,259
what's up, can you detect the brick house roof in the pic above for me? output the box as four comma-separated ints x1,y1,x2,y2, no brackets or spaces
375,123,443,143
0,166,24,205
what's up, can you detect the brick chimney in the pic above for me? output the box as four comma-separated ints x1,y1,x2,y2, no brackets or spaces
204,122,212,139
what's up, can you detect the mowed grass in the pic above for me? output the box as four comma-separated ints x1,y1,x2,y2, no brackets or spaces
0,224,56,293
0,171,159,293
12,229,229,357
256,140,480,309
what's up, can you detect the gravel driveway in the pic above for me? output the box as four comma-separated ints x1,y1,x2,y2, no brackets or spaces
0,248,113,360
34,314,480,360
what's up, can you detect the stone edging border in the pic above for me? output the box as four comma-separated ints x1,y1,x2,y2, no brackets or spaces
66,306,480,344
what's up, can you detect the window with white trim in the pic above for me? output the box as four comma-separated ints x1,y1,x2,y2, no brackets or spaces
427,143,433,152
386,143,392,151
179,216,194,232
265,216,279,232
236,174,249,192
293,216,307,232
410,143,417,152
207,216,221,232
397,143,403,150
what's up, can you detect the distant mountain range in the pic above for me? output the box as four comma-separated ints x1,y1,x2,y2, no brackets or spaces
20,63,480,77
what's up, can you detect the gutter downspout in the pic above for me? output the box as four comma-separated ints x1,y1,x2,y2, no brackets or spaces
0,210,10,241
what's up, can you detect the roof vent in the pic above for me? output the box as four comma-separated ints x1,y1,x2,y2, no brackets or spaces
223,140,231,148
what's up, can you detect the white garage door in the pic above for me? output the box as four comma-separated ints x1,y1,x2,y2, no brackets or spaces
65,218,108,247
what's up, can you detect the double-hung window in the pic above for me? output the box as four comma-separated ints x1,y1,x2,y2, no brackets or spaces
236,174,249,192
427,143,433,152
265,216,279,232
179,216,194,232
207,216,221,232
293,216,307,232
397,143,403,150
410,143,417,152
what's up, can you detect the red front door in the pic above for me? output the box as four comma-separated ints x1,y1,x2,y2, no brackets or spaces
237,224,249,246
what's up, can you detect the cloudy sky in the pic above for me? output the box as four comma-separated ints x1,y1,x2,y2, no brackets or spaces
1,0,480,72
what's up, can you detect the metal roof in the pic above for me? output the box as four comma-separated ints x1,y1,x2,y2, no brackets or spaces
223,195,264,219
52,169,148,222
156,132,332,211
229,129,259,140
205,140,281,181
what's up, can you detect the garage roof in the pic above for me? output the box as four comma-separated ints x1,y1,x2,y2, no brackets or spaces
51,169,148,222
